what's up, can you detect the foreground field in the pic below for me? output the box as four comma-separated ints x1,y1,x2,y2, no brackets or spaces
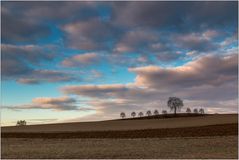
2,136,237,159
2,114,237,132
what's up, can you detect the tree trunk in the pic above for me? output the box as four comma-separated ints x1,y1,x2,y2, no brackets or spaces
174,107,176,116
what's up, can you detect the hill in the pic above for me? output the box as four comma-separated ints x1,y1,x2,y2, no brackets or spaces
2,114,237,133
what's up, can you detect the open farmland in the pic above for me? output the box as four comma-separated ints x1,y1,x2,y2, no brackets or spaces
2,114,237,133
2,124,237,139
2,136,237,159
1,114,238,159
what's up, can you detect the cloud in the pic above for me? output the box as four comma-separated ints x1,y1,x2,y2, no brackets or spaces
1,44,54,78
61,84,130,99
16,70,80,84
62,53,99,67
156,52,182,62
1,5,51,43
114,29,159,53
1,44,81,84
4,96,92,111
1,44,54,63
112,1,237,30
1,1,100,43
9,1,99,22
174,32,218,52
61,19,119,50
113,28,222,61
114,29,180,62
61,84,174,107
129,54,238,89
1,58,33,78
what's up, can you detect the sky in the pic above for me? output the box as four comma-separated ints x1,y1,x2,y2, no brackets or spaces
1,1,238,126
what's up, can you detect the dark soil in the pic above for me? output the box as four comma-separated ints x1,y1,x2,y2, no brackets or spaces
2,123,237,139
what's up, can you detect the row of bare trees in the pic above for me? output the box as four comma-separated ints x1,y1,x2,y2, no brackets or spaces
120,109,168,119
186,108,205,114
120,107,204,119
120,97,205,119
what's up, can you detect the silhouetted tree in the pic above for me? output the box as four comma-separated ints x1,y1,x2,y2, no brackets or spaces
131,112,136,118
186,108,191,114
162,110,167,114
154,109,159,115
193,108,198,114
199,108,205,114
138,112,144,117
120,112,126,119
146,110,152,116
167,97,184,116
16,120,26,126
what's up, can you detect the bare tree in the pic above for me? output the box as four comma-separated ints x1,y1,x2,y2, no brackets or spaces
146,110,152,116
167,97,184,116
154,109,159,116
131,112,136,118
193,108,198,114
120,112,126,119
16,120,26,126
199,108,205,114
186,108,191,114
162,110,167,114
138,112,144,117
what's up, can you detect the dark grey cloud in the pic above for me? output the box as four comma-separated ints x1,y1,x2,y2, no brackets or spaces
112,1,186,29
113,29,184,62
110,1,237,56
1,58,32,78
112,1,238,31
1,44,54,79
114,29,159,53
1,1,102,43
3,1,99,22
174,32,219,52
156,52,182,62
114,28,225,57
1,44,81,84
61,19,120,50
1,6,51,43
1,44,54,63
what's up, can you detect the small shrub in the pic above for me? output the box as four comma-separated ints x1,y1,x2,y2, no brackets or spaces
120,112,126,119
154,110,159,116
186,108,191,114
131,112,136,118
16,120,26,126
146,110,152,116
138,112,144,117
193,108,198,114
